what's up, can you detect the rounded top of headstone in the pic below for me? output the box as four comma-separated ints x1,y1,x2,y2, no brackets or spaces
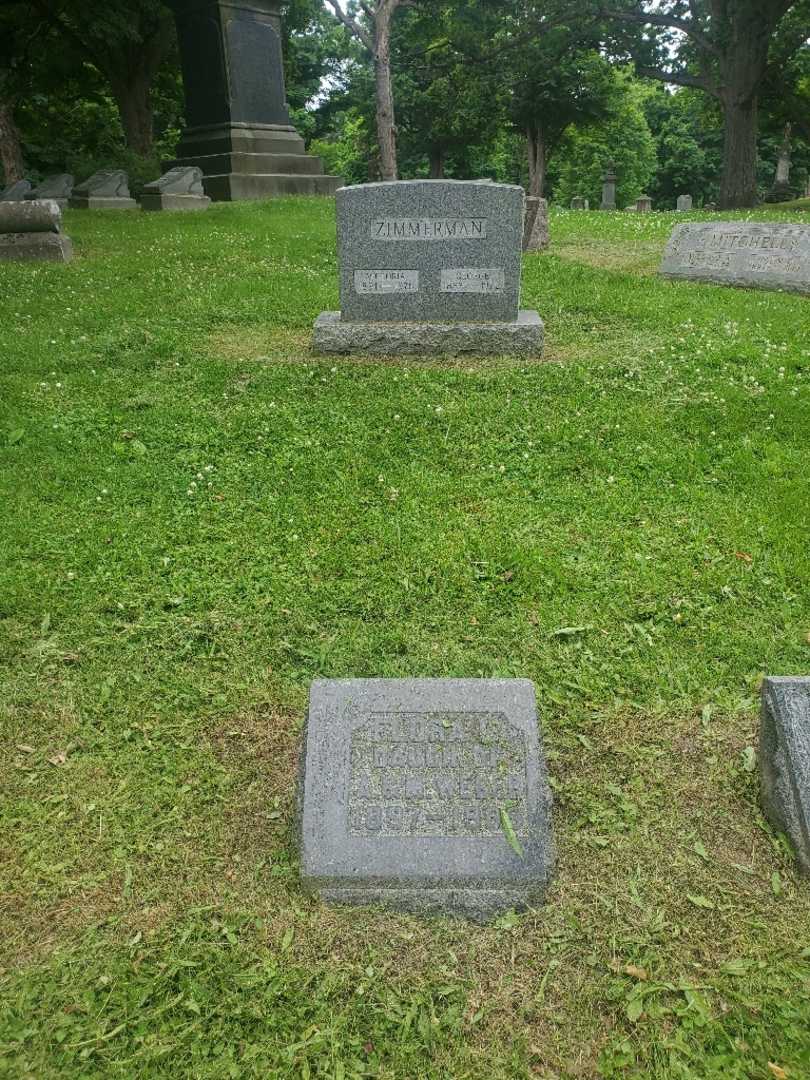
336,179,525,196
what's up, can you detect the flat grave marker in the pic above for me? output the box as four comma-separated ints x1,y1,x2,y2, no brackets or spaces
660,221,810,295
298,678,555,921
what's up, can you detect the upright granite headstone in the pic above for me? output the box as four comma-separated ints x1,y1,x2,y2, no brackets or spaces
760,677,810,875
1,179,32,201
28,174,74,208
660,221,810,295
313,180,544,357
600,161,617,210
570,196,589,210
676,194,693,212
0,200,73,262
69,170,137,210
635,195,652,212
167,0,340,200
140,166,211,211
766,124,795,203
523,196,549,252
298,678,555,921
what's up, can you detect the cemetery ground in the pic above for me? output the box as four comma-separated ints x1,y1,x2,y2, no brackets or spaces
1,201,810,1080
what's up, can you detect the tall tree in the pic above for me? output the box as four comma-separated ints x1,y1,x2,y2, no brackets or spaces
323,0,412,180
603,0,810,208
29,0,175,156
0,3,49,184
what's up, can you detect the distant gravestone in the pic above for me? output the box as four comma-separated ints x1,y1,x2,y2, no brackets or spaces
676,194,693,212
29,174,74,208
635,195,652,212
660,221,810,295
570,196,589,210
522,196,549,252
298,678,555,921
0,200,73,262
141,166,211,211
600,161,617,210
313,180,543,356
69,170,137,210
760,677,810,875
1,179,32,201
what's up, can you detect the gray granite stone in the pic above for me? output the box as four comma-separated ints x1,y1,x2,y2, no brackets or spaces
0,232,73,262
636,195,652,212
298,678,555,921
335,180,524,323
760,677,810,874
29,174,74,208
166,0,340,200
0,199,62,234
313,310,544,357
570,197,589,210
0,179,32,201
660,221,810,295
70,170,137,210
676,194,692,211
141,167,211,211
523,196,549,252
600,162,617,210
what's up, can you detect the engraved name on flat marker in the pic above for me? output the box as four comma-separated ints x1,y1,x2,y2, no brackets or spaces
354,269,419,294
441,268,505,294
348,710,529,837
370,218,487,240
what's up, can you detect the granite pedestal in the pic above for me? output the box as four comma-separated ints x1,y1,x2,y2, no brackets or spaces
167,0,340,200
299,678,555,921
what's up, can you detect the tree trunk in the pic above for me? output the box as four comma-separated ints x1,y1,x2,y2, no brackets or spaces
0,97,25,186
374,8,398,182
718,93,758,209
429,145,445,179
108,70,155,156
526,126,546,197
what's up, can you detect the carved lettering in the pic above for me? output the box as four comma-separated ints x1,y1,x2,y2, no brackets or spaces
354,269,419,294
348,711,529,837
369,218,487,241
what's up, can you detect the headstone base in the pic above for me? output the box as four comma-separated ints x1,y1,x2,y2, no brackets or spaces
140,193,212,212
316,885,541,923
69,197,138,210
312,310,544,357
168,122,341,201
0,233,73,262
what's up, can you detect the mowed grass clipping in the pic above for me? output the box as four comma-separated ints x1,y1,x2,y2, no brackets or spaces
1,200,810,1079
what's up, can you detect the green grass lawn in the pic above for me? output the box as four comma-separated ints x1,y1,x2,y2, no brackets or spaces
1,200,810,1079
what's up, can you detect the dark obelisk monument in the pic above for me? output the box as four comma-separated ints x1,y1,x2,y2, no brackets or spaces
167,0,340,200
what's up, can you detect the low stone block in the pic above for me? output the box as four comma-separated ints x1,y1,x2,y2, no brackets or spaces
0,199,62,234
760,677,810,874
29,174,74,207
140,193,211,211
298,678,555,921
523,196,549,252
636,195,652,212
570,197,589,210
660,221,810,295
141,166,212,211
0,179,32,201
70,169,137,210
0,233,73,262
312,310,544,357
676,194,693,212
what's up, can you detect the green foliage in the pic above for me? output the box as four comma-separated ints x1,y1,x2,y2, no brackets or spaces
643,88,722,208
310,114,372,186
551,68,657,206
